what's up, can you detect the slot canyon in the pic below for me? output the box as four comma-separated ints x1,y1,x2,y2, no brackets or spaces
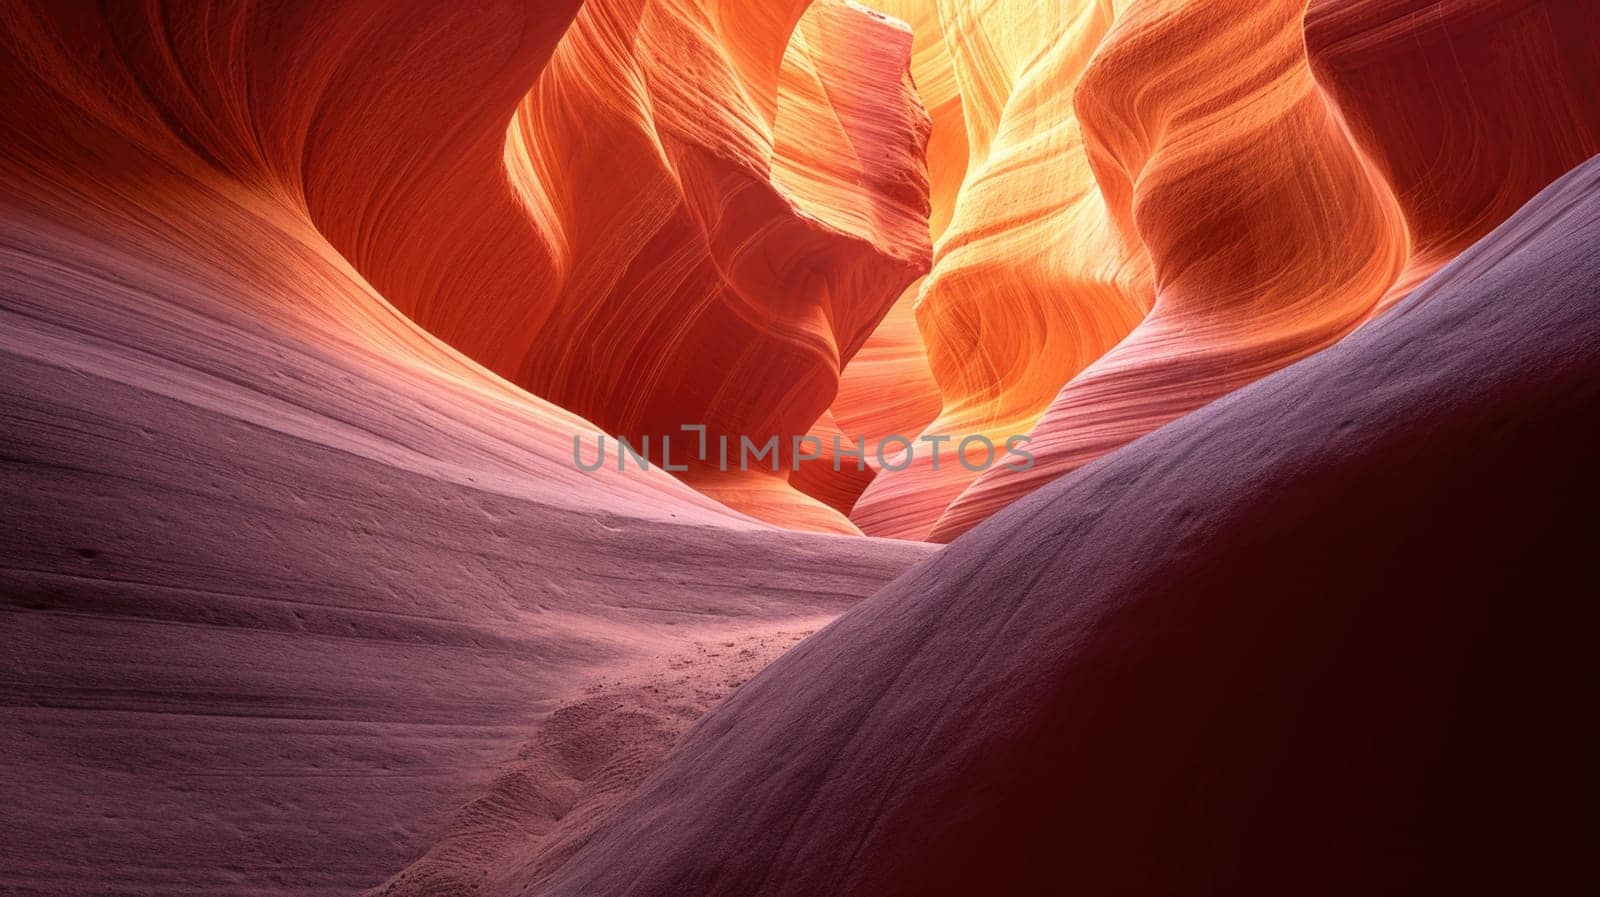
3,1,1596,895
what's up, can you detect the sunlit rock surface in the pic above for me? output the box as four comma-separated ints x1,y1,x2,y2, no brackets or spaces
929,0,1597,540
822,0,966,503
850,0,1151,540
490,0,931,534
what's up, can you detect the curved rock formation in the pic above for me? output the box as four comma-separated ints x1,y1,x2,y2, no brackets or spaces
849,0,1152,540
535,155,1600,897
41,0,931,536
0,2,932,894
1305,0,1600,309
5,1,1597,894
495,0,931,534
931,0,1408,540
824,0,968,471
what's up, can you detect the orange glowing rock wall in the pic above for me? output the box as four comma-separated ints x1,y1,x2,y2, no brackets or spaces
930,0,1411,539
489,0,932,535
0,0,725,521
0,0,933,536
841,0,1600,542
154,0,934,536
10,0,1594,543
823,0,965,477
847,0,1153,540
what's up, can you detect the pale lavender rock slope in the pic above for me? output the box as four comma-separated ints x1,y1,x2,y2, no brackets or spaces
0,184,930,897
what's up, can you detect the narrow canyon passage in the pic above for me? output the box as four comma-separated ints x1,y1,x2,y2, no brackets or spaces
2,1,1596,895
